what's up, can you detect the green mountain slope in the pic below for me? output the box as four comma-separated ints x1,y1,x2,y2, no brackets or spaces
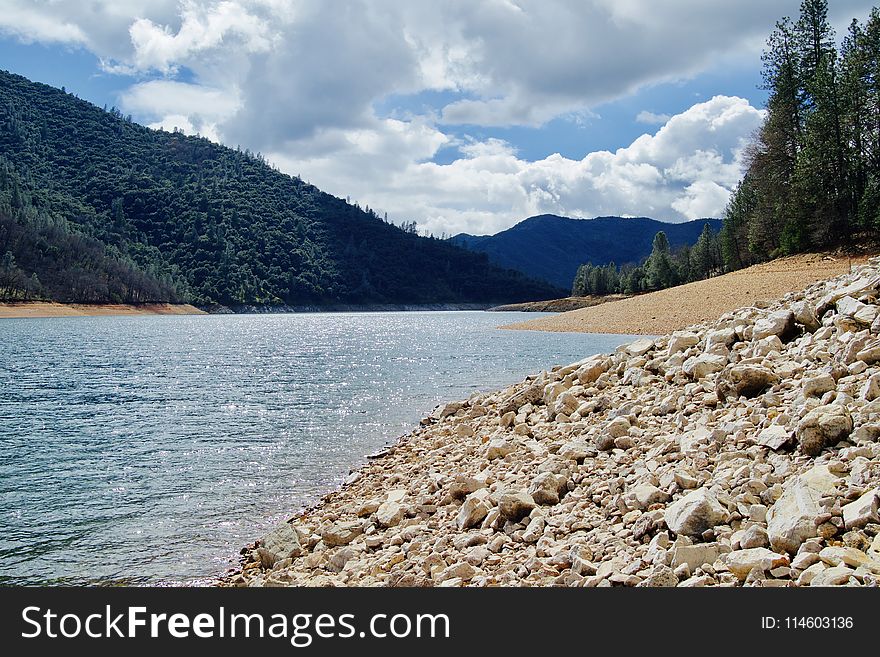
451,215,722,289
0,70,563,306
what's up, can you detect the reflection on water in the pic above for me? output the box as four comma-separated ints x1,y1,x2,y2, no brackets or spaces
0,311,634,585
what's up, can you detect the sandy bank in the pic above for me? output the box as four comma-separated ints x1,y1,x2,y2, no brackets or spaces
489,294,630,313
503,254,864,335
0,302,206,318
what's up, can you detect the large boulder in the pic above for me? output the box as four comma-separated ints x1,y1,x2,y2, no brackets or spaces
259,522,304,563
682,354,727,379
528,472,568,505
796,404,853,456
500,380,544,414
457,490,493,530
498,490,537,522
791,300,820,331
667,331,700,356
842,489,879,529
753,310,797,341
321,521,364,547
664,488,730,537
718,364,780,399
725,548,790,581
766,465,838,553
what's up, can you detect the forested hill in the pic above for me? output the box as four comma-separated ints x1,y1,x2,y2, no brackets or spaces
450,215,721,289
0,70,562,306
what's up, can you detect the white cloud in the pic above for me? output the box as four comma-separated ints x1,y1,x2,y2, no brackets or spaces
127,1,274,74
0,0,872,235
268,96,765,236
120,79,240,141
636,111,672,125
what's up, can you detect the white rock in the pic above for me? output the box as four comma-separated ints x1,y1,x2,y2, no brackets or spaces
682,354,727,379
668,331,700,355
842,488,879,529
486,438,514,460
376,501,404,528
767,465,838,553
719,364,780,399
802,373,836,397
856,338,880,364
665,488,730,536
756,425,792,450
796,404,853,456
739,525,769,549
498,490,536,521
753,310,796,341
457,490,492,530
259,523,303,561
725,547,789,581
528,472,568,505
809,565,854,587
791,300,820,331
670,543,725,571
575,355,611,384
837,296,879,326
817,274,880,314
627,483,671,510
522,515,545,543
861,372,880,401
705,327,737,350
321,521,364,547
621,338,655,357
818,546,874,569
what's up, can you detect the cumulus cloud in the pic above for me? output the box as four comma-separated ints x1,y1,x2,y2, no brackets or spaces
0,0,871,234
636,111,672,125
268,96,765,236
120,79,240,140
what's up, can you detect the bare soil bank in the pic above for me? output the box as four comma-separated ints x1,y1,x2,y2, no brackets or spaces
504,254,866,335
0,302,206,318
489,295,630,313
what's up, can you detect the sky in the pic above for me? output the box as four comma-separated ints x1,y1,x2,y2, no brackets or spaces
0,1,876,237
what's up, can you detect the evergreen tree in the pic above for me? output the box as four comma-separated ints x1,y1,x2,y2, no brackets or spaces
645,231,677,289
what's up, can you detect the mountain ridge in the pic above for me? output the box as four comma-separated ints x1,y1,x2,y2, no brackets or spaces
450,214,723,289
0,69,563,307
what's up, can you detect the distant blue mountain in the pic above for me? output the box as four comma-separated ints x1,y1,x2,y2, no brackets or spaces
450,214,723,290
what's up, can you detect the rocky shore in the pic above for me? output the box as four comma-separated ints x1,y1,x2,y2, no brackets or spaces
226,259,880,588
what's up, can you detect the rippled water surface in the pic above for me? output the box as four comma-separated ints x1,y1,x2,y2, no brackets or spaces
0,311,635,585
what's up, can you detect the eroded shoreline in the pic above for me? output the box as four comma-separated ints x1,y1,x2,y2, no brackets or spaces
0,302,206,318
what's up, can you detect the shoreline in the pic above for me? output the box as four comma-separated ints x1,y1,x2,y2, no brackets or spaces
0,302,206,319
0,301,503,319
223,257,880,588
503,253,867,335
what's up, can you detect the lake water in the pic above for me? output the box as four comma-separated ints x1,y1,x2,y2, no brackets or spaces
0,311,635,585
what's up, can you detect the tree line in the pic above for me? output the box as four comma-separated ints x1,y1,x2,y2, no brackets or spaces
572,224,722,296
722,0,880,267
573,1,879,299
